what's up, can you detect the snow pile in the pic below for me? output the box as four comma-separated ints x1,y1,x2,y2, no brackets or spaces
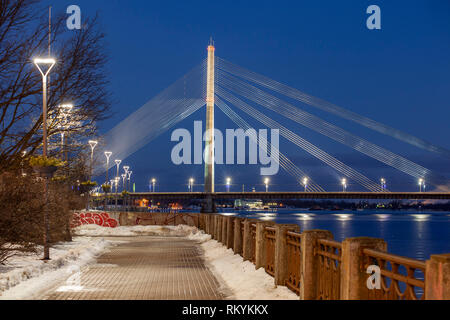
200,239,298,300
0,237,113,299
73,224,204,237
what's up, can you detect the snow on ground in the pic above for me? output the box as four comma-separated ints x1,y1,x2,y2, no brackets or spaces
0,237,115,299
181,228,298,300
1,224,298,300
73,224,201,237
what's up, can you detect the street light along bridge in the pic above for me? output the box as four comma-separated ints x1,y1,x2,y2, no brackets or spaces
105,192,450,201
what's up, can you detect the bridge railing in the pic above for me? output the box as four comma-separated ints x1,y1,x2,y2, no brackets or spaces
192,212,450,300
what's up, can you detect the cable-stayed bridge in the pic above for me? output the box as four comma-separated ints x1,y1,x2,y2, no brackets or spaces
97,41,450,210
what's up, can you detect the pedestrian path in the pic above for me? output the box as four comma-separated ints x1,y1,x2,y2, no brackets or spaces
42,236,225,300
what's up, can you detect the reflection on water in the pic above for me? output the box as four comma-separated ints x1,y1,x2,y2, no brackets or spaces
221,209,450,261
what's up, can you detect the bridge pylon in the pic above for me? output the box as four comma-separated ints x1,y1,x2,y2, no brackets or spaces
202,38,217,213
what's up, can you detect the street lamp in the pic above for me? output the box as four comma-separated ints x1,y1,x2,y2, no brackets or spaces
34,57,56,261
88,140,98,181
34,58,56,159
123,166,130,192
226,177,231,192
121,174,127,191
418,178,425,192
264,178,270,192
128,171,133,192
381,178,386,192
114,177,120,210
115,159,122,179
58,104,73,161
189,178,194,192
341,178,347,192
303,177,308,192
104,151,112,184
152,178,156,192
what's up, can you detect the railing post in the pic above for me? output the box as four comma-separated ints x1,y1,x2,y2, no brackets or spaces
425,254,450,300
216,215,222,242
274,224,300,286
340,237,386,300
209,214,214,236
226,216,235,249
233,217,243,255
255,222,269,269
212,215,217,239
242,220,253,261
203,213,211,234
221,216,227,245
300,230,333,300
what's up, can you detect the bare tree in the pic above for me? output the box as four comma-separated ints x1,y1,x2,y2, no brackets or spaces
0,0,111,171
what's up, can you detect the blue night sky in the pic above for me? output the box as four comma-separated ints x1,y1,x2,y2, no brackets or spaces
44,0,450,192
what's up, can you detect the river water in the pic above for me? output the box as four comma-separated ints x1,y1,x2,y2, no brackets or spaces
217,209,450,261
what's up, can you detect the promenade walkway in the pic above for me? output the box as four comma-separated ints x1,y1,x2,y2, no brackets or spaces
42,236,225,300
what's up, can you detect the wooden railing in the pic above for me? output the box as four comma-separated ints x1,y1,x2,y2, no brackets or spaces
362,248,426,300
315,239,342,300
251,223,256,264
285,231,302,294
194,213,450,300
264,226,276,276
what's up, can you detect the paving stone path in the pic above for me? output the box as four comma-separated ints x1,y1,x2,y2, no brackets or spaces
42,236,225,300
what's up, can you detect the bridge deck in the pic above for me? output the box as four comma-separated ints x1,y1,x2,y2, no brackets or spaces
101,192,450,200
42,236,225,300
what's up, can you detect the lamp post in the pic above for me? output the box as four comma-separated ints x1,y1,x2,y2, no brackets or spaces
34,57,56,261
58,104,73,162
152,178,156,192
342,178,347,192
114,177,120,210
127,171,133,210
189,178,194,192
115,159,121,180
88,140,98,181
264,178,270,192
302,177,308,192
381,178,386,192
123,166,130,191
121,174,127,191
226,177,231,192
104,151,112,184
34,58,56,159
418,178,425,192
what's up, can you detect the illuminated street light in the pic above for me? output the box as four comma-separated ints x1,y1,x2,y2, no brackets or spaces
418,178,425,192
152,178,156,192
226,177,231,192
121,174,127,191
88,140,98,181
127,171,133,192
115,159,122,179
189,178,194,192
114,177,120,210
341,178,347,192
303,177,308,192
381,178,387,192
264,178,270,192
123,166,130,192
104,151,112,184
58,104,73,161
33,57,56,261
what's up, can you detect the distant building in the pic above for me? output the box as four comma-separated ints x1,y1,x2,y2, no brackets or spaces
234,199,264,210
